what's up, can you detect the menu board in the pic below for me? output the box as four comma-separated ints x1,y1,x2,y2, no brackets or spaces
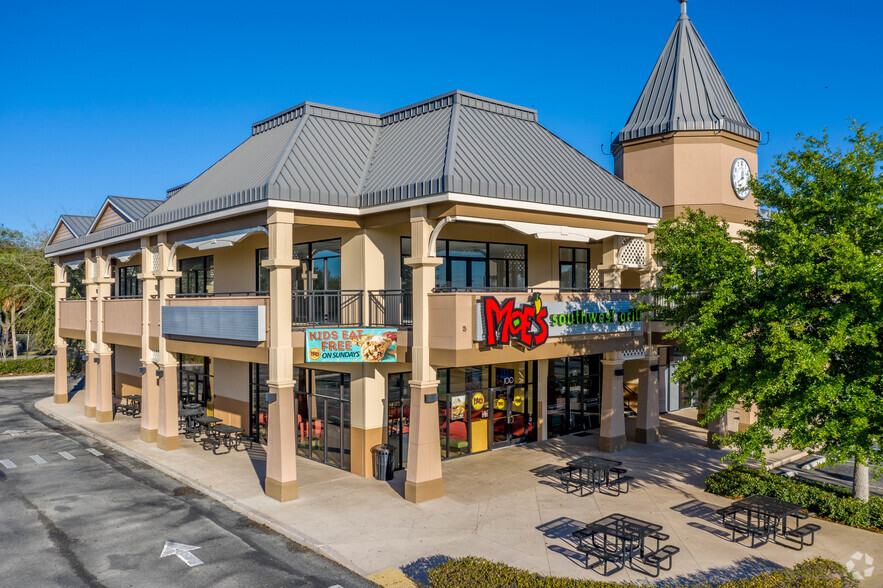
305,328,398,363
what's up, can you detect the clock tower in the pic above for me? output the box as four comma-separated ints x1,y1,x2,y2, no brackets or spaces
613,0,760,233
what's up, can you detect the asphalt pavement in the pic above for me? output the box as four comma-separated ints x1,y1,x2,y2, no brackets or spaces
0,376,377,588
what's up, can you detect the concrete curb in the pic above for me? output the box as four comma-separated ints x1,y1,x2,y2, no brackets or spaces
1,374,55,380
34,398,380,583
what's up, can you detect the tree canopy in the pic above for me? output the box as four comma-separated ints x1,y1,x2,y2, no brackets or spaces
0,226,53,357
649,123,883,500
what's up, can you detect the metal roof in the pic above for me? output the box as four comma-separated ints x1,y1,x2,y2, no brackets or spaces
61,215,94,237
107,196,164,220
616,2,760,145
46,90,661,255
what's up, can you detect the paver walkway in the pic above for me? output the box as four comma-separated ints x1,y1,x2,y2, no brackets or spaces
36,386,883,585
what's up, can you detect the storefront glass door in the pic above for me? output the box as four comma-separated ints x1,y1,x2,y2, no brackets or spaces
294,368,351,471
548,355,601,438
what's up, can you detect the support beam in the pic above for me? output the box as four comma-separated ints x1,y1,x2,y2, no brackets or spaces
51,261,70,404
83,255,98,418
154,237,182,450
262,210,299,501
138,240,159,443
599,354,626,453
635,350,660,444
404,208,444,503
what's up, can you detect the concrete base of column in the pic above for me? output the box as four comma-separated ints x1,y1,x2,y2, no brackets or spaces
265,478,298,502
96,410,113,423
738,423,751,433
350,426,383,478
53,393,68,404
599,434,627,453
405,478,444,503
635,427,659,444
707,431,728,449
84,406,96,418
140,428,157,443
157,434,180,451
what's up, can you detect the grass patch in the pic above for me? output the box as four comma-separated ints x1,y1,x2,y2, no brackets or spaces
706,465,883,532
427,556,857,587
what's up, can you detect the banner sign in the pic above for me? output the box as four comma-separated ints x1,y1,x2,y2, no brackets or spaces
475,294,641,348
305,328,398,363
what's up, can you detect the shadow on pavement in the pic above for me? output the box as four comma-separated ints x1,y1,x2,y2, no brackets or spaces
400,554,452,586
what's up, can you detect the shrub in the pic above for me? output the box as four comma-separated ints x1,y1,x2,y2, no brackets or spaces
427,557,857,588
0,357,55,375
706,465,883,532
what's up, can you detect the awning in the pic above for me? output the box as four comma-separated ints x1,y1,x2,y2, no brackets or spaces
429,216,643,256
168,227,267,270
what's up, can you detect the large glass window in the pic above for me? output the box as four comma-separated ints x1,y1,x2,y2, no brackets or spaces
178,354,211,410
559,247,590,290
249,363,269,443
116,265,141,297
256,249,269,292
294,239,341,290
177,256,214,295
401,237,526,290
294,368,351,471
386,372,411,471
437,362,537,459
547,355,601,438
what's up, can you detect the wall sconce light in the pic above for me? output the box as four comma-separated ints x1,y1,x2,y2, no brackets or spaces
155,369,164,378
93,357,100,364
138,367,146,375
650,365,659,372
265,393,277,404
424,393,438,404
614,368,625,377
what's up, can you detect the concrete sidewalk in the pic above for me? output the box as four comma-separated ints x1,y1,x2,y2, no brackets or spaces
37,387,883,585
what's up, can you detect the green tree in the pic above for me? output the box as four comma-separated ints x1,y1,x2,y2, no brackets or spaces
0,227,54,358
649,123,883,501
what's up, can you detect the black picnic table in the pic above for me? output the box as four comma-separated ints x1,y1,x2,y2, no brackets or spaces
728,495,807,540
118,395,141,417
572,513,676,576
211,424,245,453
564,456,624,493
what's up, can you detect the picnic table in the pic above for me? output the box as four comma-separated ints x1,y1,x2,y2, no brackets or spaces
117,395,141,417
572,513,678,577
179,407,204,434
206,424,245,454
560,456,631,496
717,495,820,549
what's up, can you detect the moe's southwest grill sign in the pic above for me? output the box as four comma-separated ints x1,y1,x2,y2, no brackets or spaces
475,294,641,348
305,328,398,363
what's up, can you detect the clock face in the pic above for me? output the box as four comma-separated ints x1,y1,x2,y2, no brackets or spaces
731,157,752,200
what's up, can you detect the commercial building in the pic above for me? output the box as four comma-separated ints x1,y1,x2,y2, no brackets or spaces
46,0,759,503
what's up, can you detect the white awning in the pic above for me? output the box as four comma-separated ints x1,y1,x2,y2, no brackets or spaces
429,216,643,256
179,227,265,251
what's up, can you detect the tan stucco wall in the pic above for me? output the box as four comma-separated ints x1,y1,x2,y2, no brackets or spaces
212,358,250,428
617,131,758,215
113,344,142,396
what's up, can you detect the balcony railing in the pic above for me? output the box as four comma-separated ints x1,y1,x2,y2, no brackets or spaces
292,290,362,327
369,290,412,327
431,287,641,294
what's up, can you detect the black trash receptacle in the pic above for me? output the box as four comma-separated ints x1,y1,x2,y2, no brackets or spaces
371,444,396,481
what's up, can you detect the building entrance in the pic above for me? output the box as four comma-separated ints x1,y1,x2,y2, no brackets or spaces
547,355,601,438
294,368,351,471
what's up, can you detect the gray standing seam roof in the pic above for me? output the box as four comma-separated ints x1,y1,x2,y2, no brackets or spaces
616,5,760,145
46,90,661,255
61,215,94,237
106,196,164,220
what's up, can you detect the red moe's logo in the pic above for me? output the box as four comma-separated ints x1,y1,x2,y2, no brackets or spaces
482,293,549,349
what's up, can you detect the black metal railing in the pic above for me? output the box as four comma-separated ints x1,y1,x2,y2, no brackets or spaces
430,287,641,294
369,290,412,327
292,290,362,327
170,291,269,298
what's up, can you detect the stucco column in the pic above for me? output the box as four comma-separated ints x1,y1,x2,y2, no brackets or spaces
599,353,626,452
707,411,729,449
138,240,159,443
635,350,660,444
351,366,386,478
155,237,182,450
52,261,70,404
94,253,115,423
83,255,98,418
262,210,299,501
738,402,758,433
537,360,549,441
597,236,625,290
404,208,444,503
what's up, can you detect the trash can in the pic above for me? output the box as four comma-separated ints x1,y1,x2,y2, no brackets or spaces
371,444,396,481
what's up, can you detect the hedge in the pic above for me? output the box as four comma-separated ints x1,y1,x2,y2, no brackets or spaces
706,465,883,532
0,357,77,376
427,556,857,588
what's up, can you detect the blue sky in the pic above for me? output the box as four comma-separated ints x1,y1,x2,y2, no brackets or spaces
1,0,880,233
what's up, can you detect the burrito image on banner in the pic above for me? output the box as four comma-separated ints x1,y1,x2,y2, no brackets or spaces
361,336,394,362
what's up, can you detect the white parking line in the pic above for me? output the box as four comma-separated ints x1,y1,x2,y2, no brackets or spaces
86,448,103,457
29,455,47,464
0,459,16,469
58,451,76,460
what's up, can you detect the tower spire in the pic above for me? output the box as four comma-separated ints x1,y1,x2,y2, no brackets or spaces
679,0,688,17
